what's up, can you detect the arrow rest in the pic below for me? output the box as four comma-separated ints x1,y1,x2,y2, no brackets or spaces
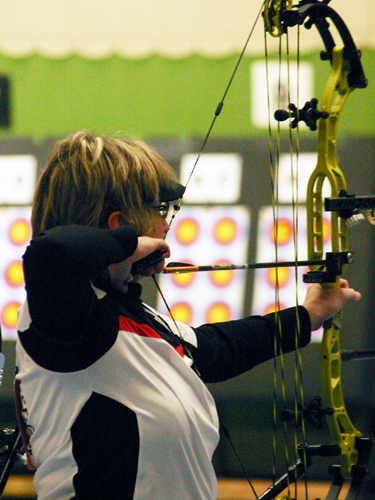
303,251,353,283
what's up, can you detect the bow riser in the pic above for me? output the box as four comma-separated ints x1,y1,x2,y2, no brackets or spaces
306,47,362,480
307,47,350,265
321,316,362,479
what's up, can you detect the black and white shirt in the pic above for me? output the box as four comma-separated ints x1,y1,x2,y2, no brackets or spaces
16,225,311,500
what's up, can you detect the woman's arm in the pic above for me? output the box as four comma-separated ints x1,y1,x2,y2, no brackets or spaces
23,224,138,339
192,306,311,383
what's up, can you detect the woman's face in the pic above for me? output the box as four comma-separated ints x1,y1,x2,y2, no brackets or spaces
148,203,171,240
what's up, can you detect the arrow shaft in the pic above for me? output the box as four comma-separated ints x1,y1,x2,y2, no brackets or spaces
163,259,327,274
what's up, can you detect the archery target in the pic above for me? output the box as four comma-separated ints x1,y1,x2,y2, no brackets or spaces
0,155,37,204
0,207,32,339
252,205,331,342
157,206,250,327
251,60,313,129
180,153,242,204
276,152,331,204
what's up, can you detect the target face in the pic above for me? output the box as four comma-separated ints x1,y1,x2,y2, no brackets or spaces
0,207,32,339
158,206,251,326
252,205,331,342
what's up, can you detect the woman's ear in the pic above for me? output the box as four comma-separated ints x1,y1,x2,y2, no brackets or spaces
107,211,125,229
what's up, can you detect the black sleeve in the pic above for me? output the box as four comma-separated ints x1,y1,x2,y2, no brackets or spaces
23,224,138,340
192,306,311,383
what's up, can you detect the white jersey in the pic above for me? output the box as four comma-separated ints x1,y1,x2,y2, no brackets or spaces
16,299,219,500
17,224,311,499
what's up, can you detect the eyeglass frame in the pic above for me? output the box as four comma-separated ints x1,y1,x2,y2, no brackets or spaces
152,200,181,221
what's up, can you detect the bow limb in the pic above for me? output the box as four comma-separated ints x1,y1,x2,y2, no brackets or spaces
306,47,361,480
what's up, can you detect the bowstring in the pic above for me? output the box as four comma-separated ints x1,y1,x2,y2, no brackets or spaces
270,28,292,498
285,24,307,500
152,5,269,498
265,14,291,498
163,3,310,498
292,24,310,500
167,3,308,497
267,15,310,500
265,23,279,492
280,19,310,500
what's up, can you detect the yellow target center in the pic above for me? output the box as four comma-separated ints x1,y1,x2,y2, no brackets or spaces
176,219,199,245
206,303,231,323
5,261,24,287
214,218,237,244
1,302,20,329
9,219,31,245
170,303,192,324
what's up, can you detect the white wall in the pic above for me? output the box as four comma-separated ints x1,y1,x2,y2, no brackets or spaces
0,0,372,58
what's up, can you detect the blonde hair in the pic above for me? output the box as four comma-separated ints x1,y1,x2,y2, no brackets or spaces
31,131,179,238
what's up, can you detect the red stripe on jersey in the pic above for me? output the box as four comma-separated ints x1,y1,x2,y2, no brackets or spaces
119,316,184,357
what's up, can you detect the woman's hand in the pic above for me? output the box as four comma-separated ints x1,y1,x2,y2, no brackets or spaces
108,237,170,293
302,279,361,331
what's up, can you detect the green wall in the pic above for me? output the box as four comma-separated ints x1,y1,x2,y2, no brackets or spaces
0,50,373,140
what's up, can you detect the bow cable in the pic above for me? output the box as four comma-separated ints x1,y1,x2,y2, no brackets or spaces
180,1,266,202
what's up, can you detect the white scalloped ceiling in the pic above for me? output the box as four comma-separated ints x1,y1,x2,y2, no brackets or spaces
0,0,373,58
